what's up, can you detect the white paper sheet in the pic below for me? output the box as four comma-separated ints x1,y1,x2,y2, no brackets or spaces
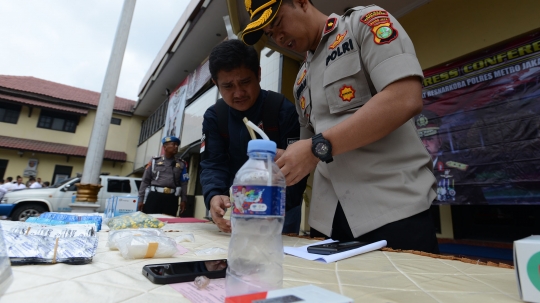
284,239,387,263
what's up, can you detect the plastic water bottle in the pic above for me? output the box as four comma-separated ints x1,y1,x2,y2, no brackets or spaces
225,139,286,297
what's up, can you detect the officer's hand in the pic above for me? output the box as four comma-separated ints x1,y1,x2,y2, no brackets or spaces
276,139,319,186
137,199,144,211
274,148,285,161
210,195,231,233
179,201,186,214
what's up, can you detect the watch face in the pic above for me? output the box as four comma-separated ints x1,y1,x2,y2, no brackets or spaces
315,142,329,156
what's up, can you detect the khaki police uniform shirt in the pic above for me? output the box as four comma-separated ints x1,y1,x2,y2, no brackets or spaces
138,156,188,203
293,6,437,238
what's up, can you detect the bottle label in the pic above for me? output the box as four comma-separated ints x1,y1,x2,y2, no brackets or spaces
231,186,285,216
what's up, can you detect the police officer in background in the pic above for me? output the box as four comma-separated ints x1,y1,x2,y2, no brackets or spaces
241,0,439,252
138,136,189,216
416,111,486,204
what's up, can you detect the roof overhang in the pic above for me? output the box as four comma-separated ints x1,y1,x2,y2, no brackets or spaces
0,135,126,162
134,0,229,116
228,0,432,61
0,93,89,115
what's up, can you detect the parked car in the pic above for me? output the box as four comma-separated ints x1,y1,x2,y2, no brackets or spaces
0,176,141,221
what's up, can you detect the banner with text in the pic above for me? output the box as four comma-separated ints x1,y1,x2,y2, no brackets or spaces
418,32,540,204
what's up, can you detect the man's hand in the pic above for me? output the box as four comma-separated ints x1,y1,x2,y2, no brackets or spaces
179,201,186,214
274,148,285,161
276,139,319,186
210,195,231,233
138,199,144,211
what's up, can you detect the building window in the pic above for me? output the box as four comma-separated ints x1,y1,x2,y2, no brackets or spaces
107,179,131,193
139,99,168,145
0,102,21,124
111,117,122,125
37,110,79,133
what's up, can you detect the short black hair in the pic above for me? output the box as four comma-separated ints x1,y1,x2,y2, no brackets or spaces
209,39,259,82
6,177,12,182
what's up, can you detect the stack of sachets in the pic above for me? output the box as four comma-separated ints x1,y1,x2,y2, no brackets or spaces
0,220,98,265
36,212,103,231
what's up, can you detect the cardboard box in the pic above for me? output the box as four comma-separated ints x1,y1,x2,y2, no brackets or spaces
225,285,353,303
514,235,540,303
105,196,138,218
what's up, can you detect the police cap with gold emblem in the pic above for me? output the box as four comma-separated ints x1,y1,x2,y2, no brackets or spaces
241,0,283,45
415,110,441,138
162,136,180,145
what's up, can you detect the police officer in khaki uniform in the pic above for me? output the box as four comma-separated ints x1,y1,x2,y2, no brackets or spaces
416,111,487,204
241,0,439,252
138,136,189,216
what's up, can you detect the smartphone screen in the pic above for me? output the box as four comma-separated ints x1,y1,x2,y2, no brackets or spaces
143,259,227,284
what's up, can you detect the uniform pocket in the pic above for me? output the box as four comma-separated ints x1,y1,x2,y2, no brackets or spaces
323,51,371,114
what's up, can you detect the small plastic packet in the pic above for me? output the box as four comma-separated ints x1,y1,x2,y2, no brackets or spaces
0,221,33,235
107,228,165,250
174,233,195,243
25,224,96,238
4,231,99,265
107,212,165,230
39,212,79,222
25,217,67,225
115,235,177,259
194,247,227,256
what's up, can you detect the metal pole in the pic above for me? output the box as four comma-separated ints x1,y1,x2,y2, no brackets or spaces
81,0,136,185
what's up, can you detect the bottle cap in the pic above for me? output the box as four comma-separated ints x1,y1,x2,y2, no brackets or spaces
247,139,276,154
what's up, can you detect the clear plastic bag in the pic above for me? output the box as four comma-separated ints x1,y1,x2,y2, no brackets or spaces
174,233,195,243
107,228,165,250
194,247,227,256
115,235,177,259
107,212,165,230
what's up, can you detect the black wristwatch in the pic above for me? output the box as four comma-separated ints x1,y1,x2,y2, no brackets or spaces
311,133,333,163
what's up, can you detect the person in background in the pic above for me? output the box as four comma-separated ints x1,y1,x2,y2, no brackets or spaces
42,181,50,188
415,111,486,204
29,176,42,189
0,180,6,201
199,39,308,234
241,0,438,252
138,136,189,217
13,176,27,191
2,177,14,192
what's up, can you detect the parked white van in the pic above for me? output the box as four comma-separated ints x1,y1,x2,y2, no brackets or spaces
0,176,141,221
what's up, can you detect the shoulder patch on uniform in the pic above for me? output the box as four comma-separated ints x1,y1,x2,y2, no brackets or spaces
360,10,398,45
324,17,338,35
360,10,388,24
371,22,398,45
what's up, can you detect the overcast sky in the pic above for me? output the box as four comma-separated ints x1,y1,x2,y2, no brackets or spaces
0,0,189,101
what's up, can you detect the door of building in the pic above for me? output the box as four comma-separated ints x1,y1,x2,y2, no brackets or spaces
0,159,8,180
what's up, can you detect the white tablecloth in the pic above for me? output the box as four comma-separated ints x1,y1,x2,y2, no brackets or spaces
1,222,520,303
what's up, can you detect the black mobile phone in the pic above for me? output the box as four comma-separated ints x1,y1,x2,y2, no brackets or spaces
307,241,367,255
142,259,228,284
